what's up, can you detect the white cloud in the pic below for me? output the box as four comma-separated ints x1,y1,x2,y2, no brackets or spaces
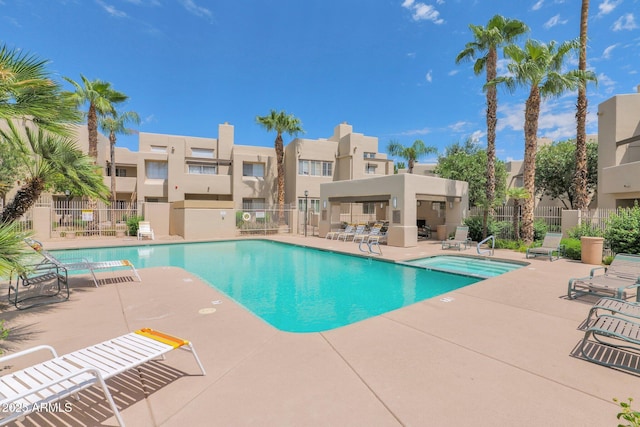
425,70,433,82
602,44,618,59
613,13,638,31
449,121,470,132
597,72,617,94
543,14,568,29
401,1,444,24
532,0,544,11
469,130,485,144
448,69,459,76
179,0,212,19
407,52,416,58
399,127,432,136
96,0,128,18
597,0,622,17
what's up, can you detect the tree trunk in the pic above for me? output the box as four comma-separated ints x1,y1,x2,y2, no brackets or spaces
87,104,98,160
110,132,117,204
0,178,45,223
522,87,541,244
408,158,414,174
573,0,590,210
512,200,520,241
483,47,498,239
275,133,285,225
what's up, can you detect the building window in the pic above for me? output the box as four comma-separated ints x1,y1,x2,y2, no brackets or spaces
363,202,376,214
365,163,377,174
298,198,320,213
514,176,524,187
188,164,217,175
298,160,333,177
106,167,127,177
243,162,265,177
145,161,168,179
243,198,265,210
150,145,167,153
363,152,375,159
191,148,214,158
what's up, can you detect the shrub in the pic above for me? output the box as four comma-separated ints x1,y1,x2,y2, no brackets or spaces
561,238,582,260
463,216,507,242
614,397,640,427
603,255,614,265
604,203,640,255
533,219,548,242
567,222,603,239
126,215,144,236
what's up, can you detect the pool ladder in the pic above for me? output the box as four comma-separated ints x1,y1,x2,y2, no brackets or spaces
477,235,495,256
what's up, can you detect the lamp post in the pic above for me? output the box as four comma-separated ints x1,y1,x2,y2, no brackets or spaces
304,190,309,237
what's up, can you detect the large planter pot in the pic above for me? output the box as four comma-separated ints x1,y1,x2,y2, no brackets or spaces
581,236,604,265
436,225,447,241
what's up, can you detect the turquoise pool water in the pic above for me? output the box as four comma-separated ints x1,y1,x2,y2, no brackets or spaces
51,241,480,333
402,255,525,278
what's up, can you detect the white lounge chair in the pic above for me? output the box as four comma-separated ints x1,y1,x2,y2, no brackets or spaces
25,238,141,287
137,221,155,240
0,328,206,426
441,226,471,250
326,224,352,240
526,232,564,261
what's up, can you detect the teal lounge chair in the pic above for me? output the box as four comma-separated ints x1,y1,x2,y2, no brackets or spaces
568,253,640,301
442,226,470,250
526,232,564,261
586,297,640,325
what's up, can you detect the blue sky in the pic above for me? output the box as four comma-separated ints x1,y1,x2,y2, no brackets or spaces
2,0,639,163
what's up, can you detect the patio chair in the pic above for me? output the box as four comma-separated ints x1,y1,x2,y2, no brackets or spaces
526,232,564,261
441,226,471,251
24,238,141,287
137,221,155,240
326,224,351,240
338,224,365,242
353,224,383,243
577,314,640,374
568,253,640,301
8,261,69,310
586,297,640,325
0,328,206,426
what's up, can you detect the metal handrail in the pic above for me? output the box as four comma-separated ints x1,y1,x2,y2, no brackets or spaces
477,235,495,256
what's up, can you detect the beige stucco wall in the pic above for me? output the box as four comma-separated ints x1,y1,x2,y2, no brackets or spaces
142,202,171,237
232,145,277,209
598,89,640,208
319,174,468,248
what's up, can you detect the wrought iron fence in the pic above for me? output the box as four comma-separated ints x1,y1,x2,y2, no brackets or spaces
469,205,563,240
51,199,138,238
236,206,295,236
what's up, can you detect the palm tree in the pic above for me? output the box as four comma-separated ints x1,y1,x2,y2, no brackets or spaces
99,110,140,203
394,161,406,174
456,15,528,239
0,44,80,134
494,39,596,243
506,187,530,241
256,110,304,224
63,75,128,160
573,0,591,210
0,121,109,223
0,221,29,278
387,140,437,174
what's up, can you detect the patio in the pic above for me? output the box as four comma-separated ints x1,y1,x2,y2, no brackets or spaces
0,235,637,426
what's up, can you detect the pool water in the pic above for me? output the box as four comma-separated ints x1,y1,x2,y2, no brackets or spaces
402,255,525,279
52,241,481,333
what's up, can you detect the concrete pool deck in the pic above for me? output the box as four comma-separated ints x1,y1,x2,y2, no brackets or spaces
0,235,638,426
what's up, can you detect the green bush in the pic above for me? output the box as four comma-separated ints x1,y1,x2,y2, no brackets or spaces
126,215,143,236
603,255,614,265
533,219,548,242
567,222,603,239
614,397,640,427
561,238,582,260
463,216,509,242
604,203,640,255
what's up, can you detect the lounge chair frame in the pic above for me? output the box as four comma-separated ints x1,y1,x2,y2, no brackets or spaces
137,221,155,240
0,328,206,426
586,297,640,325
526,232,564,261
441,226,471,251
25,238,141,287
8,262,69,310
578,314,640,374
568,253,640,301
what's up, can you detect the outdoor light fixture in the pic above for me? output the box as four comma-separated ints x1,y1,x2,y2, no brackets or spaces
392,197,397,209
323,200,327,209
220,211,227,220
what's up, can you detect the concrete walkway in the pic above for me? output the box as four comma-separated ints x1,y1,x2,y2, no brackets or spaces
0,235,637,426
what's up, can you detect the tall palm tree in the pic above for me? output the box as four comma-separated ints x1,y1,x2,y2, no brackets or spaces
256,110,304,223
574,0,591,210
63,75,128,160
506,187,530,241
387,139,437,174
0,121,109,223
456,15,528,239
0,44,80,134
99,110,140,203
494,39,596,243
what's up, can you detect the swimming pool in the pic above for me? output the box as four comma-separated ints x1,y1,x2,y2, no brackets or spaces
52,241,481,333
401,255,526,279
